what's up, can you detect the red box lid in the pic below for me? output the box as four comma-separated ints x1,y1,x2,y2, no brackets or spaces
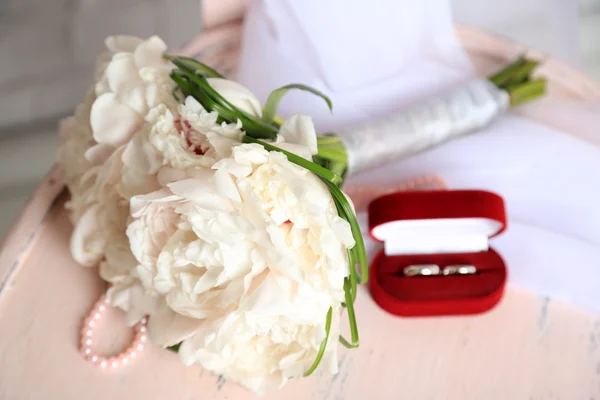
367,190,507,317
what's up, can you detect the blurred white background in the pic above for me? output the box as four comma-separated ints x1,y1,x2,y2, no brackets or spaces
0,0,599,239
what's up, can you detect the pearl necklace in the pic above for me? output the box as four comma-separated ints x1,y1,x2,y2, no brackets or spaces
80,294,148,369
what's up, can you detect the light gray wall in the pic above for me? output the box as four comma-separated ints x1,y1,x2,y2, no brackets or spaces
0,0,202,132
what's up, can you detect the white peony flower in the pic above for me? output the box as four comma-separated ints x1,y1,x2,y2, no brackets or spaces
146,96,244,171
60,35,173,265
179,308,342,394
68,147,128,267
58,88,97,219
59,33,357,393
126,143,354,393
90,36,177,147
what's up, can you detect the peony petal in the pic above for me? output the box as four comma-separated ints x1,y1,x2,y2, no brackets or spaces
105,53,141,93
205,132,239,158
207,78,263,117
168,178,233,212
122,131,162,173
90,93,143,146
117,83,148,115
134,36,168,70
99,237,138,282
211,158,253,178
214,169,242,203
231,143,269,166
105,35,143,53
147,301,202,347
119,166,161,199
192,267,222,294
329,215,355,248
129,188,179,216
278,114,318,155
107,280,160,326
178,336,199,366
70,205,105,266
275,142,313,160
84,143,115,165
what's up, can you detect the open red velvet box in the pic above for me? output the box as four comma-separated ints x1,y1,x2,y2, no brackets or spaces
368,190,507,317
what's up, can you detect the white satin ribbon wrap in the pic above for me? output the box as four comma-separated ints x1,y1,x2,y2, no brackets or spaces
340,79,509,174
237,0,600,314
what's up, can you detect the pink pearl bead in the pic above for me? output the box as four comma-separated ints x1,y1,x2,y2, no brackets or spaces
80,294,149,370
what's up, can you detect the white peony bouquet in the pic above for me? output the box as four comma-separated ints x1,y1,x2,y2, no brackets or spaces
59,35,366,394
59,35,545,394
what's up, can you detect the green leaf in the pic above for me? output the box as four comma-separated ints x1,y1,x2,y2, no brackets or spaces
263,84,332,124
304,307,333,376
166,55,225,78
178,56,225,78
167,343,181,353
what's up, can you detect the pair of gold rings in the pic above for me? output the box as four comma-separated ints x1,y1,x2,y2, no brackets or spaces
403,264,477,277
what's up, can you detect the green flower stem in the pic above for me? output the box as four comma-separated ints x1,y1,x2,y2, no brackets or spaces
332,200,357,302
303,307,333,376
488,56,527,87
339,278,360,349
487,56,546,106
322,179,368,285
506,78,547,107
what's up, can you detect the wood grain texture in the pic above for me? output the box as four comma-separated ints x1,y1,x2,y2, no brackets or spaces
1,26,600,399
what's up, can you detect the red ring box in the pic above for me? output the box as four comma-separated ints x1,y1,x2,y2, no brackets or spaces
368,190,507,317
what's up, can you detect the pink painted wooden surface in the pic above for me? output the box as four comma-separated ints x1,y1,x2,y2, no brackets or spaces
1,25,600,399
